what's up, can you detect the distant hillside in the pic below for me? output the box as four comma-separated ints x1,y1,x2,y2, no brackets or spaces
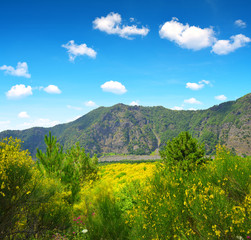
0,93,250,157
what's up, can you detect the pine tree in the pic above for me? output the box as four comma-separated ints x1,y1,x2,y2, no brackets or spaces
160,131,206,171
36,131,64,176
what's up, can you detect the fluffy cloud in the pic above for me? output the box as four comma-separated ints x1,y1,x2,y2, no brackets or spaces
84,101,97,107
0,62,31,78
101,81,127,94
18,111,30,118
130,101,139,106
159,17,216,50
93,12,149,39
234,19,247,28
171,106,183,110
62,40,97,61
44,85,61,94
67,105,82,110
186,82,204,90
215,95,227,101
212,34,251,55
20,118,60,129
186,80,210,90
184,98,202,104
6,84,32,99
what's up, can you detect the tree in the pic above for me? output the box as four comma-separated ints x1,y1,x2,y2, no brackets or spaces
36,132,98,203
36,131,64,177
160,131,206,171
62,142,98,203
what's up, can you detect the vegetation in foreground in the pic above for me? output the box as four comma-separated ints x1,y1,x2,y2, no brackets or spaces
0,132,250,239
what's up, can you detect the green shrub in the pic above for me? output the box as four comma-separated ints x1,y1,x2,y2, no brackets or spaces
85,192,129,240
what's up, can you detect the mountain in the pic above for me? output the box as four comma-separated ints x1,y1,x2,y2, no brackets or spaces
0,93,250,157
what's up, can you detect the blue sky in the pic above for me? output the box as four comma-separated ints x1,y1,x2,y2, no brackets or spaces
0,0,251,131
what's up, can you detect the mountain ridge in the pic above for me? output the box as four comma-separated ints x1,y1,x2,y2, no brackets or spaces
0,93,250,157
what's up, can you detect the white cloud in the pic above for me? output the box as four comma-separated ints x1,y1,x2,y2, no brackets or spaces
186,82,204,90
21,118,60,129
101,81,127,94
62,40,97,61
67,105,82,110
212,34,251,55
84,101,98,107
188,108,197,111
44,85,61,94
171,106,183,110
130,101,139,106
18,111,30,118
234,19,247,28
215,95,227,101
93,12,149,39
184,98,202,104
200,80,210,85
159,17,216,50
0,62,31,78
6,84,32,99
186,80,210,90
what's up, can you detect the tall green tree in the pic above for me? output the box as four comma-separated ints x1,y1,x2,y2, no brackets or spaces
61,142,98,203
160,131,206,171
36,131,64,176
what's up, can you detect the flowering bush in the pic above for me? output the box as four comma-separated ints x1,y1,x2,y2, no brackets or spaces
0,137,72,239
0,137,36,237
1,135,250,239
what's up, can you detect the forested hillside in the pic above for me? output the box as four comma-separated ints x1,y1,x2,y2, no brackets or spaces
0,93,250,156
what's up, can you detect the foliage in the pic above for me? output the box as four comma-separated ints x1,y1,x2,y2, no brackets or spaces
0,137,72,239
27,178,72,238
160,131,207,170
36,132,98,203
73,162,155,240
1,133,250,239
63,142,98,203
64,142,98,183
127,145,251,239
85,192,129,240
36,131,64,177
71,145,250,240
0,137,36,238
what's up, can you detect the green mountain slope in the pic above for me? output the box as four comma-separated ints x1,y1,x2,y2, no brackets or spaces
0,93,250,156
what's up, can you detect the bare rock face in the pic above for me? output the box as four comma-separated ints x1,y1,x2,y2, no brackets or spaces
221,114,251,156
88,104,158,155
